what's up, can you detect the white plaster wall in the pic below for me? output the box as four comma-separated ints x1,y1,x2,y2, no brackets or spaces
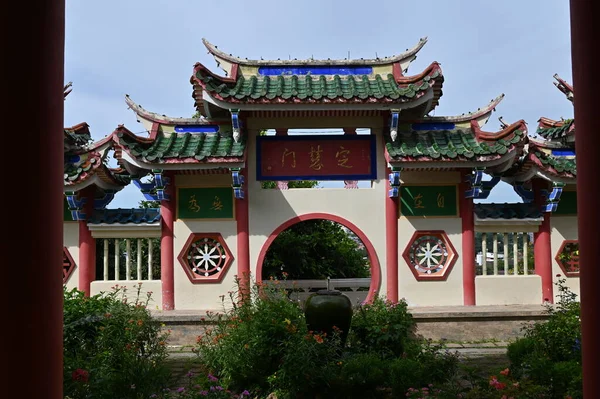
63,222,80,291
246,128,388,300
551,216,579,299
173,219,238,310
475,275,542,305
396,171,463,306
91,280,162,310
398,216,463,306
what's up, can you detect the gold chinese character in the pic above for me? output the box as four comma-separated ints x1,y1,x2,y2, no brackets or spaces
309,145,324,170
437,193,445,208
281,148,296,168
188,195,201,213
211,196,223,211
335,146,352,168
414,193,425,209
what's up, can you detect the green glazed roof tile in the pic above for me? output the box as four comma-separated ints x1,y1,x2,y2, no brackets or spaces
198,72,435,103
536,119,574,140
474,203,542,220
386,128,526,162
118,132,246,164
534,151,577,176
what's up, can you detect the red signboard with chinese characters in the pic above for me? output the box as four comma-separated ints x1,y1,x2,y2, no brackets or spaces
256,135,377,180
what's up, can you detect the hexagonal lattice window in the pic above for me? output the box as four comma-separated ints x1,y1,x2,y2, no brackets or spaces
63,247,76,284
555,240,579,277
402,230,458,281
178,233,234,283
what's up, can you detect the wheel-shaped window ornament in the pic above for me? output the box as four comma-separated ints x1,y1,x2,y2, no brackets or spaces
178,233,234,283
402,231,457,281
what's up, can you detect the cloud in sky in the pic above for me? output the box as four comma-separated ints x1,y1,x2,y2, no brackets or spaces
64,0,572,208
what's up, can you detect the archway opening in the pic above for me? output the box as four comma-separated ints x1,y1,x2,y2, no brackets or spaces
256,213,381,304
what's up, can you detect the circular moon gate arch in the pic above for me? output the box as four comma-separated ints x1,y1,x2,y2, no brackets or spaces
255,213,382,303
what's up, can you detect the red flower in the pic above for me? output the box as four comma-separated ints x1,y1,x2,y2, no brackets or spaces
72,368,89,383
500,368,510,376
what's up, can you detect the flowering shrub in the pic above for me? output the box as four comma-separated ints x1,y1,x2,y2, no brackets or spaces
63,285,170,399
506,277,582,399
152,372,250,398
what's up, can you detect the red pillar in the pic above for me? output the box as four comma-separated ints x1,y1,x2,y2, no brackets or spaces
78,186,96,295
385,168,399,302
236,170,251,299
161,172,175,310
4,1,65,397
532,179,553,303
569,2,600,396
459,170,476,305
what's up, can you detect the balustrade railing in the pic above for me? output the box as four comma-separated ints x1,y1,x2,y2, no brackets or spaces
263,278,371,305
475,231,534,276
96,237,161,281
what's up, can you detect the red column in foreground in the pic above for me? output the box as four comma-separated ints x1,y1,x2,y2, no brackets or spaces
569,2,600,396
4,1,65,397
236,170,251,299
385,168,399,302
459,170,476,305
532,179,553,303
161,172,176,310
78,186,96,295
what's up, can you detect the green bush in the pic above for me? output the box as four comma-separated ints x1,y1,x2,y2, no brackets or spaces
195,280,459,398
63,284,170,399
506,277,582,399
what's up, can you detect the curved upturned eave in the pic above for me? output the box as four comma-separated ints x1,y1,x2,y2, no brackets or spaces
192,62,442,107
385,149,518,172
125,95,214,126
201,37,428,67
553,73,574,102
471,119,527,142
419,93,504,124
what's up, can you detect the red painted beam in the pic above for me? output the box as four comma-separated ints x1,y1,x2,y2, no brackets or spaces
569,1,600,396
459,170,476,305
236,170,251,300
532,179,553,303
385,168,399,302
161,172,176,310
4,1,65,397
78,186,96,296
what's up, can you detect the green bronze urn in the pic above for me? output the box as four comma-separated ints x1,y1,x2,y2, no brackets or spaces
304,278,353,345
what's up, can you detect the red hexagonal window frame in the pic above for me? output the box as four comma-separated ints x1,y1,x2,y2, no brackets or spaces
402,230,458,281
178,233,234,284
555,239,579,277
63,247,77,284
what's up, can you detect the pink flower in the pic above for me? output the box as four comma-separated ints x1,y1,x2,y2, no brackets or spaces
500,368,510,376
208,373,218,382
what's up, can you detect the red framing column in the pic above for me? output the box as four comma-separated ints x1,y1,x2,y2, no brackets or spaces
532,179,553,303
459,170,476,305
569,2,600,396
78,186,96,295
385,168,399,302
236,170,251,300
5,1,65,397
161,172,175,310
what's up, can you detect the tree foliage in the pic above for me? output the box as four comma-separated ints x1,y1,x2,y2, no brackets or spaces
262,220,370,280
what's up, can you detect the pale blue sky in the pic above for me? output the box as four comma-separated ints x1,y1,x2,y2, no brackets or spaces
64,0,572,208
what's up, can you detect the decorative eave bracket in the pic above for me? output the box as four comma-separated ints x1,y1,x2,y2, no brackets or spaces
230,109,241,143
388,167,401,197
465,168,501,199
65,191,87,221
231,168,245,199
94,190,116,209
133,169,171,201
389,109,400,142
513,182,565,212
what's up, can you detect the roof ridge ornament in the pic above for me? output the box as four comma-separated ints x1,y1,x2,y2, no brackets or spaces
201,37,428,66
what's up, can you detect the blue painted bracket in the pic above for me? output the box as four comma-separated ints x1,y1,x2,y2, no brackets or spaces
231,168,245,199
230,109,241,143
464,168,500,199
94,190,116,209
513,184,535,203
65,191,87,221
388,167,401,197
542,182,565,213
389,110,399,142
133,170,171,201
